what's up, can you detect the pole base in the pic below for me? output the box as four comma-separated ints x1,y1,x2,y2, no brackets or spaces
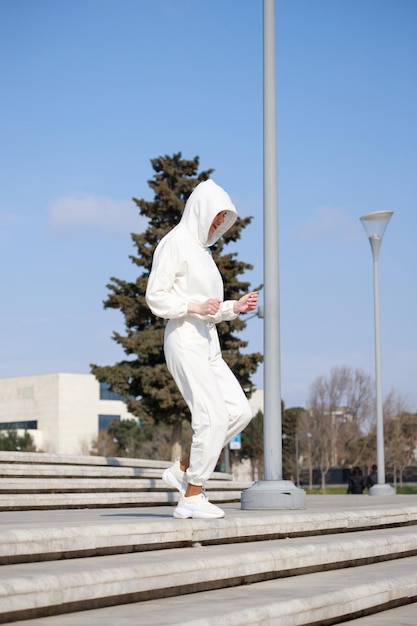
369,483,396,496
241,480,306,510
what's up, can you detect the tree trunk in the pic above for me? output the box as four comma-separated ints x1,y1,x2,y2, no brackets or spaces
321,467,327,492
170,419,183,461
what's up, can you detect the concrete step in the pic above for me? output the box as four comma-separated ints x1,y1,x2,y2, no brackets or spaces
0,478,251,494
1,458,416,625
1,526,417,624
0,489,246,511
0,452,244,509
2,500,417,564
0,465,239,486
0,463,166,479
0,451,232,481
0,451,171,469
10,555,417,626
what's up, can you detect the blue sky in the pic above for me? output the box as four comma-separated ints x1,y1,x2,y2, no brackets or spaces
1,0,416,412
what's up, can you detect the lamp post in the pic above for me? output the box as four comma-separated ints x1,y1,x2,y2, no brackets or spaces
360,210,395,496
241,0,305,509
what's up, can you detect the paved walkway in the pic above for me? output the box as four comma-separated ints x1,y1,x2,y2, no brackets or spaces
2,493,415,532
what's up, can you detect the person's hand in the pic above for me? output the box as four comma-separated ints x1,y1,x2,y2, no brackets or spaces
200,298,221,315
188,298,221,316
234,291,258,314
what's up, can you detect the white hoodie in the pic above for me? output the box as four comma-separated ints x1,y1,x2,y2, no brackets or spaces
146,179,239,324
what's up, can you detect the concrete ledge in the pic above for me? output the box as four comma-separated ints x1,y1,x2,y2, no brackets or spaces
0,463,234,484
0,451,172,468
176,564,417,626
0,478,252,494
0,453,233,485
0,463,165,478
0,452,241,511
0,452,232,481
0,528,416,622
1,503,417,563
0,490,246,512
1,456,416,625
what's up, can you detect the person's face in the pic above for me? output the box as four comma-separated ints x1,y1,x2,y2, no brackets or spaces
209,211,227,236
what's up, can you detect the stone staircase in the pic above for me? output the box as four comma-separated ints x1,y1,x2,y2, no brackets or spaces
0,452,417,625
0,451,249,510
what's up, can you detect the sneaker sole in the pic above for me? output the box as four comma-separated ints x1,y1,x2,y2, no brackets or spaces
173,506,225,519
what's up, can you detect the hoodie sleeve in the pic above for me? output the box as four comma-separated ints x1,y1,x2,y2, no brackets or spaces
145,239,189,320
219,300,239,322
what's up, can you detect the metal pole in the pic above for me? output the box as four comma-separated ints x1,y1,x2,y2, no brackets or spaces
360,211,394,496
241,0,305,509
263,0,281,481
370,237,385,485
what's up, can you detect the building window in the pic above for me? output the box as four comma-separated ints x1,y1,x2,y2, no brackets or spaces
98,414,120,432
99,382,125,401
0,420,38,430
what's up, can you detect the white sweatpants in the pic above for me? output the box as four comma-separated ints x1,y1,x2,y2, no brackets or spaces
164,316,253,486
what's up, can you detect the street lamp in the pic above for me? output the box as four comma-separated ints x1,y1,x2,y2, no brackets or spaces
241,0,306,511
360,210,395,496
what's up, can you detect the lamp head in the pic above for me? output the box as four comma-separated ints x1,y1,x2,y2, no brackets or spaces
360,210,393,240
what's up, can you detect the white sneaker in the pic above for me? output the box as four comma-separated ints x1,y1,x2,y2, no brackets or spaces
173,493,225,519
162,459,187,495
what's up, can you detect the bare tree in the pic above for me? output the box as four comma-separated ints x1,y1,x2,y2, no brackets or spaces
307,366,374,490
338,368,374,466
345,368,375,430
308,376,334,490
383,390,416,486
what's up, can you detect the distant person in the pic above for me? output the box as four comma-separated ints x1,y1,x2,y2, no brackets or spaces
367,464,378,490
347,466,365,494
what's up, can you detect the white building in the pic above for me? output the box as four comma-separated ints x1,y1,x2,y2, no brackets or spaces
0,373,264,456
0,373,136,455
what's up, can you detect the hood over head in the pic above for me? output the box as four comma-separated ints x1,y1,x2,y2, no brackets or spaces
180,179,237,247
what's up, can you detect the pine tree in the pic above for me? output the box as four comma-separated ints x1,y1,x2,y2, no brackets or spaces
240,403,299,481
91,152,263,458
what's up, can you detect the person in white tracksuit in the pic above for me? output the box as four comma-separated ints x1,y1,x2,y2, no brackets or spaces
146,179,258,519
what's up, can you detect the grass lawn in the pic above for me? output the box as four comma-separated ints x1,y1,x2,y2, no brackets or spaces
303,485,417,495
